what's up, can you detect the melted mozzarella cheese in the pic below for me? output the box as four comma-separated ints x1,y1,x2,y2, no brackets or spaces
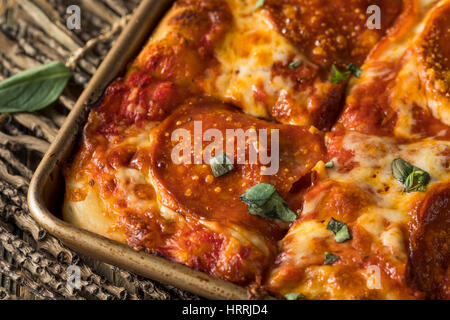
63,189,127,243
282,220,330,265
346,0,450,137
269,130,450,299
207,0,315,123
331,132,450,259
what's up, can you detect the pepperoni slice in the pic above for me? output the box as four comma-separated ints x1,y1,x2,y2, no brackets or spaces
417,2,450,100
414,1,450,136
86,72,191,137
265,0,404,68
263,0,404,131
408,183,450,299
149,100,325,241
335,68,399,136
337,2,450,139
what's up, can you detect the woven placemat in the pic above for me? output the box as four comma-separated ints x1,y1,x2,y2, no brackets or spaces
0,0,198,300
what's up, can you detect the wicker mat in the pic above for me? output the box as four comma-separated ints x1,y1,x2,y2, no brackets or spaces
0,0,197,300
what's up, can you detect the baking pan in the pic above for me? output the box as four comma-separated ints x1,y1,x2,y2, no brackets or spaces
28,0,249,300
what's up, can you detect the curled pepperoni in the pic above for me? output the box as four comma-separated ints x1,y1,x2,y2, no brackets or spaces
407,183,450,299
417,2,450,99
87,72,191,137
265,0,404,68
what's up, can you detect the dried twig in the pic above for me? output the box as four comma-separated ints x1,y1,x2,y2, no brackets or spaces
13,113,59,142
66,13,130,69
0,131,49,154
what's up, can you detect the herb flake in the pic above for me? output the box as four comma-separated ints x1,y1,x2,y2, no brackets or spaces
210,153,234,178
327,218,352,242
335,225,351,243
239,183,276,207
240,183,297,222
289,61,302,69
325,161,334,169
392,158,431,193
324,252,339,265
348,63,362,78
330,64,350,84
285,293,306,300
253,0,265,11
326,218,346,234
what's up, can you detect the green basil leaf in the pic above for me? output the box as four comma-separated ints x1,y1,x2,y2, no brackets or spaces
348,63,362,78
210,153,234,178
248,192,297,222
325,161,334,169
327,218,351,242
335,225,352,242
253,0,265,11
239,183,276,207
289,61,302,69
392,158,413,183
330,65,350,84
404,170,415,190
0,61,71,114
285,293,306,300
324,252,339,265
392,158,431,193
240,183,297,222
326,218,346,234
405,169,431,193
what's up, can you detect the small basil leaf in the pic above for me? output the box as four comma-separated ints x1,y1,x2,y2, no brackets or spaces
324,252,339,265
270,193,297,222
248,201,278,219
253,0,265,11
325,161,334,169
248,192,297,222
392,158,413,183
239,183,276,207
0,61,71,113
405,169,431,193
326,218,346,234
335,225,352,243
289,61,302,69
285,293,306,300
327,218,351,242
392,158,431,193
348,63,362,78
330,65,350,84
210,153,234,178
241,183,297,222
404,170,415,190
